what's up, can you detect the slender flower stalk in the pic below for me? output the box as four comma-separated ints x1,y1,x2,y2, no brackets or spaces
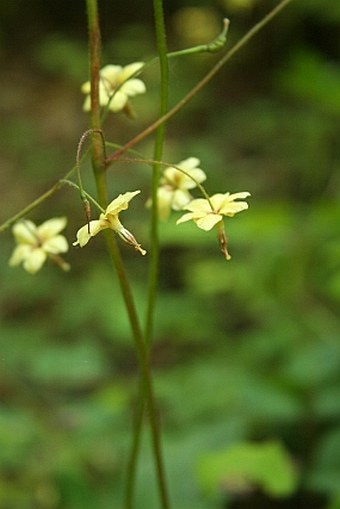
124,1,171,508
85,3,169,509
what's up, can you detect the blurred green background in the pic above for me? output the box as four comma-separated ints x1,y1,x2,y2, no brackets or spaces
1,0,340,508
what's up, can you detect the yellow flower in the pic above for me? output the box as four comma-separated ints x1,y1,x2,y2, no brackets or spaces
176,192,250,260
149,157,207,220
9,217,69,274
81,63,146,113
73,191,146,255
176,192,250,230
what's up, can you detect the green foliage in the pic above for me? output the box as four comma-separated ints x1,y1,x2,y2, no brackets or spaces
196,441,298,498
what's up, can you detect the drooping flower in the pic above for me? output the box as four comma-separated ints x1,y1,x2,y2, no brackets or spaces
81,63,146,113
176,191,250,259
149,157,207,220
9,217,69,274
73,191,146,255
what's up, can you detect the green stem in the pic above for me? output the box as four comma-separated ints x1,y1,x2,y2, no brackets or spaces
147,0,169,359
125,1,170,508
85,3,168,509
167,18,229,58
106,0,295,164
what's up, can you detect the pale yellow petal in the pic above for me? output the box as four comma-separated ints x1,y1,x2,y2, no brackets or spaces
105,191,141,216
12,220,37,244
184,198,211,214
172,189,192,210
37,217,67,239
81,81,91,94
226,191,251,201
181,167,207,190
100,65,122,83
176,212,195,225
43,235,68,254
118,62,144,82
120,79,146,96
177,157,201,171
109,90,128,112
83,95,91,111
156,187,174,220
195,214,222,231
162,166,181,185
73,220,103,247
210,193,229,210
9,244,32,266
220,201,249,217
23,249,47,274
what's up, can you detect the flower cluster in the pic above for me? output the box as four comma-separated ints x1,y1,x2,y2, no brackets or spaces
150,157,250,259
81,63,146,114
9,218,69,274
8,59,250,272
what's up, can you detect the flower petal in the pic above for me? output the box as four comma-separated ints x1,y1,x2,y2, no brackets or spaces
120,79,146,96
12,220,37,244
43,235,68,254
227,191,251,200
119,62,144,82
177,157,201,171
172,189,192,211
181,168,207,190
148,187,173,221
195,214,222,231
81,81,91,94
83,95,91,111
176,212,195,225
183,198,212,214
73,220,104,247
9,244,32,266
109,90,128,112
105,191,141,216
220,201,249,217
210,193,229,210
100,65,122,83
23,249,47,274
37,217,67,239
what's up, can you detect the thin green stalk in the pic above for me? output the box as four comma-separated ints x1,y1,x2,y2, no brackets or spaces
124,1,170,508
106,0,295,164
85,2,168,509
147,0,169,355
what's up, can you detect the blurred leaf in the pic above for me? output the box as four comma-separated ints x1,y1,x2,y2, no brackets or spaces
35,34,88,81
278,49,340,114
196,441,298,498
308,427,340,495
28,339,109,387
